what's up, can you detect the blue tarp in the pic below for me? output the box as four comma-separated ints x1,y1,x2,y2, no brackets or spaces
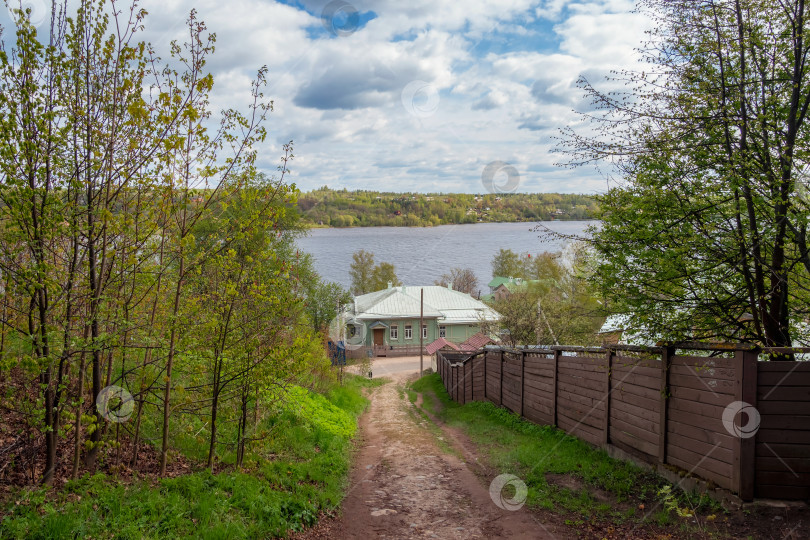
327,340,346,366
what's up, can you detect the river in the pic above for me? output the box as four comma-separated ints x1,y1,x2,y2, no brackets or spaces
295,221,593,292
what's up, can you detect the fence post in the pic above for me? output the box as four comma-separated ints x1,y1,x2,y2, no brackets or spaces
441,354,445,388
734,347,759,501
658,346,674,464
470,355,478,401
455,365,459,402
463,359,468,405
500,350,505,406
552,349,559,427
602,349,613,446
484,349,489,400
520,350,526,417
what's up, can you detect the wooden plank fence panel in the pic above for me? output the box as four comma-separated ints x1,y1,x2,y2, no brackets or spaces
669,371,736,395
610,370,660,390
558,371,605,393
611,397,659,424
610,427,658,457
612,437,657,463
669,384,733,408
667,408,733,448
667,449,734,490
671,363,736,381
612,385,660,411
667,418,734,450
612,358,661,372
435,345,810,501
524,374,554,394
672,355,737,369
558,411,603,445
614,379,660,402
524,400,554,422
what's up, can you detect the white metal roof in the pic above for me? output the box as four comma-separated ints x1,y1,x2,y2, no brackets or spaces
352,285,500,324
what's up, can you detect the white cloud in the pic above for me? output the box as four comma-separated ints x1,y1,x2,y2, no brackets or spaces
62,0,650,193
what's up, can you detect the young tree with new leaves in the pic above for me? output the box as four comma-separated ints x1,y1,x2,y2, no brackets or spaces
0,0,321,487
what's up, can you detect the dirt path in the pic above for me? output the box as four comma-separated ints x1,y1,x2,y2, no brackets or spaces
298,371,561,539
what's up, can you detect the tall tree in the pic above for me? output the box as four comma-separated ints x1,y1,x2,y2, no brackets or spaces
349,249,375,295
349,250,401,294
491,248,525,279
369,262,401,292
435,267,479,296
0,7,69,484
561,0,810,354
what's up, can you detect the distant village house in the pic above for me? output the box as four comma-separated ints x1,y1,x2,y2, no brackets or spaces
341,284,500,358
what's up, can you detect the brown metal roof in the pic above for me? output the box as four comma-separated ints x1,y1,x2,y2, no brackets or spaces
425,338,461,355
459,332,494,351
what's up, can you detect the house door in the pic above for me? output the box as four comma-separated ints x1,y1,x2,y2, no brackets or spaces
373,328,384,346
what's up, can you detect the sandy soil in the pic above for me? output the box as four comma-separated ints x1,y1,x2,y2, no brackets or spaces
296,368,560,539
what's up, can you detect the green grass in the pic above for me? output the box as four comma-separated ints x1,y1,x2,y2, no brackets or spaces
411,373,722,526
0,375,377,540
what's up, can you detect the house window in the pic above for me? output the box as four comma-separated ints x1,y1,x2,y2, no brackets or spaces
422,325,428,339
390,325,398,340
404,325,412,339
439,326,446,338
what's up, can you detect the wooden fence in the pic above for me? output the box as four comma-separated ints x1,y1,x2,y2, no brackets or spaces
437,344,810,501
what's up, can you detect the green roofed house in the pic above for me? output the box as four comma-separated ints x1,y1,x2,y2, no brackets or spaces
483,276,541,303
341,284,501,358
487,276,513,291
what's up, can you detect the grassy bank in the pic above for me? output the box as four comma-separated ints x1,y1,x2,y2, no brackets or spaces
410,373,723,534
0,376,382,540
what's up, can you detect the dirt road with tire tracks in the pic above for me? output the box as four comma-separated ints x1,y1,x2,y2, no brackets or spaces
296,358,561,538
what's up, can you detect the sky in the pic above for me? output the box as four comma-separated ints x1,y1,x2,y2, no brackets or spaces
4,0,650,194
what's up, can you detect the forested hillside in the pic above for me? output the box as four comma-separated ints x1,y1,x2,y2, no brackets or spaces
297,187,598,227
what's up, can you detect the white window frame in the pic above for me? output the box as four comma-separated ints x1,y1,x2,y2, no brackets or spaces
404,325,412,340
390,325,398,340
439,325,446,338
422,325,428,339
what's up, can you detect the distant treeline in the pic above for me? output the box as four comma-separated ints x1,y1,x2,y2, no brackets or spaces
296,187,598,227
